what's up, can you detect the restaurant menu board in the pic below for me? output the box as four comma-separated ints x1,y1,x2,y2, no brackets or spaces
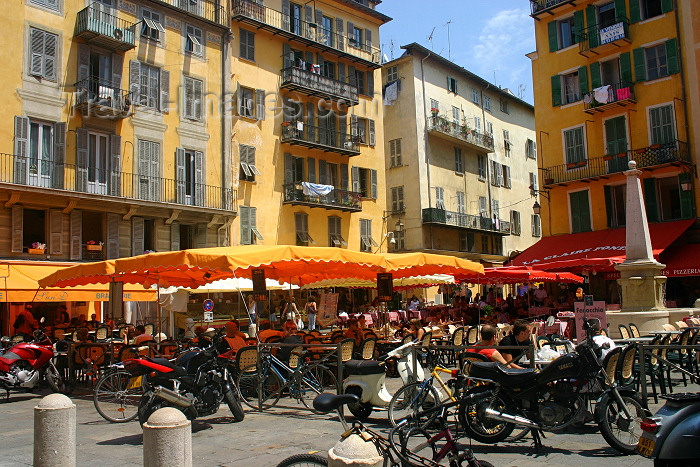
574,301,607,342
318,293,339,327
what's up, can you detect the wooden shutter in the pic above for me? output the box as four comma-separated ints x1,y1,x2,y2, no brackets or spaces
307,157,316,182
338,62,346,83
132,216,144,255
604,185,614,227
256,89,265,120
661,0,674,14
643,178,659,222
633,48,646,82
367,69,374,96
620,52,633,85
548,21,558,52
176,147,186,204
184,77,193,119
76,128,88,192
129,60,141,102
586,5,599,48
574,10,585,43
304,5,313,38
365,29,372,52
679,174,693,219
111,53,123,90
340,163,348,190
368,119,375,146
282,0,290,30
194,151,203,206
614,0,627,19
339,111,347,146
284,153,294,184
49,209,63,255
78,44,90,82
196,223,208,248
250,208,258,242
107,213,120,259
348,66,356,87
336,18,344,51
319,159,328,184
14,116,29,185
159,68,169,112
110,134,121,196
551,75,562,106
41,29,56,80
666,39,679,75
351,166,360,193
629,0,641,22
70,209,82,260
590,62,602,89
53,122,65,189
578,66,589,96
306,102,315,141
315,8,322,27
11,205,23,253
170,222,180,251
240,207,250,245
283,43,292,69
29,28,45,76
370,169,377,199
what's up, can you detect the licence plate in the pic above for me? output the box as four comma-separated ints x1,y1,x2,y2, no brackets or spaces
127,376,143,389
636,437,655,457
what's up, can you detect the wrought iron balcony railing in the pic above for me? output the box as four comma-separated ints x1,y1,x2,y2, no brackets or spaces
0,153,235,212
427,115,495,152
583,81,635,113
232,0,381,66
530,0,582,16
161,0,227,26
283,183,363,212
422,208,511,234
75,4,137,51
281,66,359,105
579,17,630,53
281,121,360,156
74,77,132,119
542,141,690,185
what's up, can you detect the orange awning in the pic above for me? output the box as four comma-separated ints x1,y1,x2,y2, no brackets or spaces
0,261,156,302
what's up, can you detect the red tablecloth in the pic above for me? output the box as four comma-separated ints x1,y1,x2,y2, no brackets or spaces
535,320,568,337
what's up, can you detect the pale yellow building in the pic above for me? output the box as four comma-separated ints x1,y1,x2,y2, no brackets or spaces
381,44,539,266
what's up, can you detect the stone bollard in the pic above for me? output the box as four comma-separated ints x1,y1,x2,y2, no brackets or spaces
143,407,192,467
327,433,383,467
34,393,76,467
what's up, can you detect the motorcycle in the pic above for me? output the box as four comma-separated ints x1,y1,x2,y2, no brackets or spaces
0,328,68,398
135,329,245,426
459,321,650,455
343,340,424,419
636,391,700,466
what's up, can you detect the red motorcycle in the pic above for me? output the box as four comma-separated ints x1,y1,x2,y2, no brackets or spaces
0,329,68,398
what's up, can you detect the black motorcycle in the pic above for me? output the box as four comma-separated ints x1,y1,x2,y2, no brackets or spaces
459,323,649,455
136,330,244,426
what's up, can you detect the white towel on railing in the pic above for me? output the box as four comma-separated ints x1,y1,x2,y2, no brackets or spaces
301,182,334,196
383,81,398,106
296,121,304,131
594,85,611,104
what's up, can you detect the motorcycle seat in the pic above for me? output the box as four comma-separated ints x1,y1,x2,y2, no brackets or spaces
469,361,537,386
344,359,385,375
149,357,187,377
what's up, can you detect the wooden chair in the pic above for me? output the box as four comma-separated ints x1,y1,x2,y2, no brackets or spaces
288,346,305,370
628,323,641,338
675,321,688,329
118,345,141,362
616,344,637,387
600,327,609,337
235,346,259,372
466,326,479,345
459,351,489,376
662,323,677,332
357,338,377,360
601,347,622,386
618,324,630,340
95,325,110,341
143,323,155,336
536,335,551,350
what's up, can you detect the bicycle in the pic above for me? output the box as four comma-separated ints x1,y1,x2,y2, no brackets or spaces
93,362,144,423
276,393,494,467
237,345,338,411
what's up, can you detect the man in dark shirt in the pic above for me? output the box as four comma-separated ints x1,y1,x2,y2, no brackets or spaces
498,319,531,368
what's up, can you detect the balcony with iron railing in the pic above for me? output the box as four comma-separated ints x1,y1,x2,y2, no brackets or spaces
579,17,631,56
281,121,360,156
542,141,690,186
530,0,585,16
422,208,511,235
283,183,363,212
427,115,495,152
281,66,359,105
232,0,381,67
75,4,137,51
583,81,635,114
160,0,227,26
0,153,236,213
74,77,132,119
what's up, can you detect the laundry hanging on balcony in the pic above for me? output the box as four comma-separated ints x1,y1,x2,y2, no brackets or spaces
301,182,334,196
383,81,398,106
593,85,612,104
296,121,304,131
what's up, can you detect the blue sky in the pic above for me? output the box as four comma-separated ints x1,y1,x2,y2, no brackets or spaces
378,1,536,104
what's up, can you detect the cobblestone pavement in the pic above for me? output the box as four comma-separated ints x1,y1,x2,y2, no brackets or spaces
0,375,680,467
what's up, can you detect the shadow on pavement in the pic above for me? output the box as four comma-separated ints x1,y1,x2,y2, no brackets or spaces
96,434,143,446
470,443,625,458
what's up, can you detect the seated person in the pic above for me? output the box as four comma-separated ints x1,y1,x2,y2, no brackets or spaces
222,320,247,357
190,326,211,347
133,325,154,345
497,319,530,369
74,327,91,343
344,319,364,345
407,318,425,341
277,320,303,364
87,313,101,330
257,320,284,343
589,318,616,360
473,324,513,367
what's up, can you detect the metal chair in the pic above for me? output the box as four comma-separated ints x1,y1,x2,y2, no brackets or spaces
357,338,377,360
616,344,637,388
460,351,490,376
618,324,630,340
466,326,479,345
601,347,622,386
628,323,641,338
95,325,110,341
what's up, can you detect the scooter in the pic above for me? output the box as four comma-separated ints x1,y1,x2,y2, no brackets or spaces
636,392,700,466
343,340,424,419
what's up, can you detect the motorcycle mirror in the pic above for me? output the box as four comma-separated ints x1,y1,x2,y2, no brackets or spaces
546,316,555,327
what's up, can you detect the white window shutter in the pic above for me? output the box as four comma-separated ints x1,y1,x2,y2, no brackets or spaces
70,210,82,260
43,31,57,81
29,28,44,77
49,209,63,255
176,147,186,204
159,68,169,112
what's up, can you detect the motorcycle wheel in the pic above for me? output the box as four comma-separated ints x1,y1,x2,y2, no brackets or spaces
596,392,646,455
275,453,328,467
137,391,168,427
44,364,71,395
388,381,441,428
225,376,245,422
458,385,514,444
345,386,373,420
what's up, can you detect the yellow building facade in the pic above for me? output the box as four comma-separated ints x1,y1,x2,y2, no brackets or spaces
1,0,233,263
230,0,390,252
528,0,696,238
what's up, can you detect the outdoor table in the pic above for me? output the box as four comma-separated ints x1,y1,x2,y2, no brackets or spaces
614,336,655,344
397,310,407,321
386,311,400,323
528,307,553,317
649,330,682,335
533,320,568,337
362,313,374,326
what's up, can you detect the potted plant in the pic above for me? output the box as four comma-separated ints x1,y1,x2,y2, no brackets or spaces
603,154,613,161
544,177,554,185
430,107,439,118
28,242,46,254
86,240,103,251
566,162,578,169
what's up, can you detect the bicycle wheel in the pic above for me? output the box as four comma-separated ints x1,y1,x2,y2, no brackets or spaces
388,382,441,428
236,363,282,410
275,453,327,467
298,366,338,412
389,423,436,467
93,369,142,423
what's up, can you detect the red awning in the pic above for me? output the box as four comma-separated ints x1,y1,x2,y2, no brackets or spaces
509,219,694,272
659,243,700,277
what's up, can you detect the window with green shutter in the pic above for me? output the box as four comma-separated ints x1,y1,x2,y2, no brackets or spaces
643,178,659,222
551,75,562,106
649,105,675,145
564,127,586,164
569,190,591,233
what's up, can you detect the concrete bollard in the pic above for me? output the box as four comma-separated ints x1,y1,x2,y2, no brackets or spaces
143,407,192,467
34,393,76,467
327,433,383,467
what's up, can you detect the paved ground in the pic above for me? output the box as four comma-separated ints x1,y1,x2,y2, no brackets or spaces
0,374,684,467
